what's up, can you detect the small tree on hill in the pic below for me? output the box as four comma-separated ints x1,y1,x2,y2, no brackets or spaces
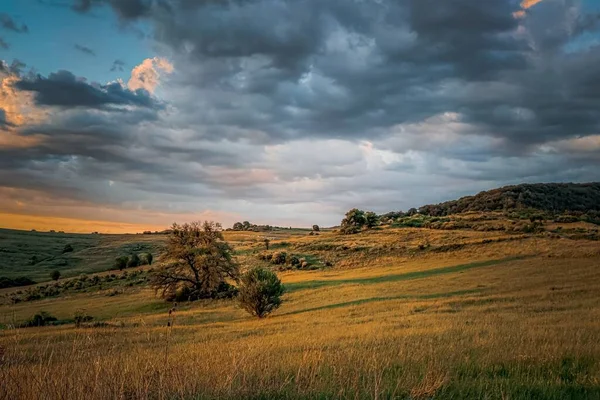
340,208,366,234
50,270,61,281
238,267,284,318
312,225,320,232
127,253,140,268
114,256,128,271
150,221,240,301
233,222,244,231
365,211,380,228
62,244,73,254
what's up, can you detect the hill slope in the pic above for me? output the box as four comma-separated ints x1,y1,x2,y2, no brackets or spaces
417,182,600,216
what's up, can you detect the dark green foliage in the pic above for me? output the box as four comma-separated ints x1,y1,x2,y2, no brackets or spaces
50,270,61,281
139,252,153,265
289,255,300,267
340,208,379,234
114,256,128,271
150,221,240,301
0,276,35,289
312,225,320,232
238,267,285,318
127,253,140,268
21,311,58,328
62,244,73,253
417,183,600,216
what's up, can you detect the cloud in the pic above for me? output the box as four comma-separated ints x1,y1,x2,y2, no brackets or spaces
110,59,125,72
74,43,96,56
127,57,173,93
0,37,8,49
0,13,28,33
2,0,600,229
14,70,163,109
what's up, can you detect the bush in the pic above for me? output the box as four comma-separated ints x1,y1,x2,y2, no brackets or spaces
127,253,140,268
114,256,128,270
62,244,73,254
22,312,58,328
50,270,61,281
140,252,153,265
271,251,287,265
312,225,320,232
238,267,285,318
289,256,300,268
74,310,93,328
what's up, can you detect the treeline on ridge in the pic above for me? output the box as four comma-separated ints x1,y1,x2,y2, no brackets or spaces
414,183,600,217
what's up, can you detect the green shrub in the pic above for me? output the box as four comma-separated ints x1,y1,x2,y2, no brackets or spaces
127,253,140,268
22,312,58,328
62,244,74,253
114,256,128,271
50,270,61,281
271,251,287,265
238,267,285,318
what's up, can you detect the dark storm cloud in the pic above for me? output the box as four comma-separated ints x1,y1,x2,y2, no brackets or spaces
14,70,162,109
0,37,8,49
110,59,125,71
74,43,96,56
0,13,29,33
72,0,151,19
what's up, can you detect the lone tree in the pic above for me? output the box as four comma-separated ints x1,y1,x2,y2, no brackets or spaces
127,253,140,268
340,209,379,234
312,225,320,232
151,221,239,301
238,267,284,318
50,270,61,281
114,256,128,271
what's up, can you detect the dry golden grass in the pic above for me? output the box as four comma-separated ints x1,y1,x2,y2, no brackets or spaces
1,224,600,399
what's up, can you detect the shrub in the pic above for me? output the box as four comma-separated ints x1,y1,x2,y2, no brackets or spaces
114,256,128,271
50,270,61,281
312,225,320,232
271,251,287,265
238,267,285,318
127,253,140,268
22,312,58,328
140,252,153,265
289,256,300,268
74,310,93,328
62,244,73,253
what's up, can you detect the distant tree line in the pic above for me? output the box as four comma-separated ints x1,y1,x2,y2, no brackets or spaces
415,183,600,217
0,276,36,289
230,221,276,232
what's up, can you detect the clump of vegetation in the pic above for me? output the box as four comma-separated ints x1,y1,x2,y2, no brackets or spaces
50,270,61,281
74,310,94,328
127,253,140,268
232,221,274,232
21,312,58,328
340,208,380,234
238,267,284,318
114,256,128,271
62,244,74,254
263,238,270,250
150,221,239,302
0,276,35,289
312,225,320,232
271,251,288,265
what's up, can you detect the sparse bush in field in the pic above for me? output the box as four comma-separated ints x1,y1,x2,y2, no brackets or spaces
114,256,128,271
127,253,140,268
271,251,287,265
74,310,93,328
140,252,153,265
50,270,61,281
263,238,270,250
238,267,285,318
289,256,300,268
62,244,73,253
21,312,58,328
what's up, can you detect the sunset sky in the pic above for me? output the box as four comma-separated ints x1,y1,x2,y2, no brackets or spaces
1,0,600,233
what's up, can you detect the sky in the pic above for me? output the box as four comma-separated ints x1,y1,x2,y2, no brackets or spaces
0,0,599,233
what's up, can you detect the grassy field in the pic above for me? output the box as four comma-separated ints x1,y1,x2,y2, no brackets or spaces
1,218,600,399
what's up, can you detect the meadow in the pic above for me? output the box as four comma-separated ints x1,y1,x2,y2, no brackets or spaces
1,215,599,399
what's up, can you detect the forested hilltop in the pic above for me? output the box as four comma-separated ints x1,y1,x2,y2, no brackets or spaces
417,183,600,216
